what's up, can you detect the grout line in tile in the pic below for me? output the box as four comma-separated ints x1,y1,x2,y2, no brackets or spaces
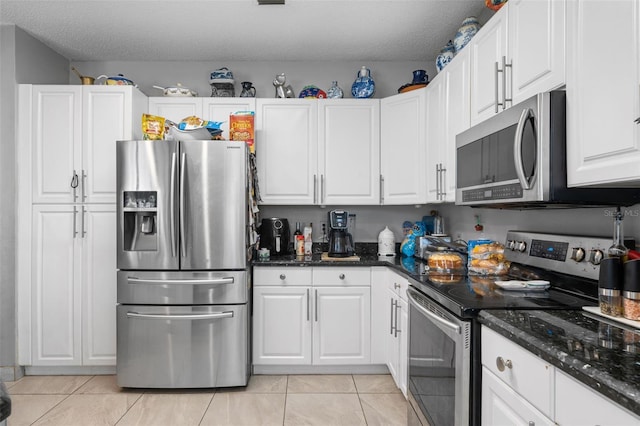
114,392,144,425
197,393,215,426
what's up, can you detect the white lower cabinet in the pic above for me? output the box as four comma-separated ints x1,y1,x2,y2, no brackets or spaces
30,204,116,366
253,267,370,367
482,325,640,425
482,366,554,426
555,370,640,426
380,270,409,395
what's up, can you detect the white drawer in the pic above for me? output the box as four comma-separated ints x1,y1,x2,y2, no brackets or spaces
481,326,554,419
388,271,409,301
312,267,371,286
253,267,312,286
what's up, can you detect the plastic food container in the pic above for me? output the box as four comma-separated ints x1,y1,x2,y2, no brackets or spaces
426,251,466,274
467,240,509,275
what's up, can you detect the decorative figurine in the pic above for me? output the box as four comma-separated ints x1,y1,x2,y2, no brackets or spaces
326,81,344,99
240,81,256,97
436,40,456,72
273,73,295,98
351,66,375,98
400,221,426,257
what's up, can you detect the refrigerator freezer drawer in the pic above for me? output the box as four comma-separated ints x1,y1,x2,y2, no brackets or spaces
117,270,248,305
116,304,249,388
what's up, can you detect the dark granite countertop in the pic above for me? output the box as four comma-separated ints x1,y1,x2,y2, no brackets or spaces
0,380,10,422
479,309,640,417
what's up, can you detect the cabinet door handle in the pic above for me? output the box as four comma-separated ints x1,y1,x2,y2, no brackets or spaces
496,356,513,372
394,282,401,289
320,174,325,204
307,288,310,321
441,164,446,200
339,273,345,280
390,298,395,334
315,289,318,322
634,117,640,124
73,206,78,238
380,175,384,205
70,170,79,201
81,169,87,201
502,56,513,110
81,205,86,238
394,299,400,338
494,61,500,113
279,274,286,280
313,174,317,204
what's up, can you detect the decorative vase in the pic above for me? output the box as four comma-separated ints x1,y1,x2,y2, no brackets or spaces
351,66,375,98
485,0,508,11
326,81,344,99
454,16,481,54
436,40,456,73
411,69,428,85
240,81,256,97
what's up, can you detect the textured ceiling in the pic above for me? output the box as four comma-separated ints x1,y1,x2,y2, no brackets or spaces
0,0,487,62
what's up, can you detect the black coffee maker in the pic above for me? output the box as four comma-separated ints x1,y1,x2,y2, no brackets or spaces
328,210,354,257
259,218,291,255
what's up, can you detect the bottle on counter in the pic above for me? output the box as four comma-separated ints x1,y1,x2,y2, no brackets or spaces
295,234,305,257
294,222,302,239
304,223,313,255
607,207,628,262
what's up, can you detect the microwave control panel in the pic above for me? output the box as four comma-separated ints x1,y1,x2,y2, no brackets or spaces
461,183,523,202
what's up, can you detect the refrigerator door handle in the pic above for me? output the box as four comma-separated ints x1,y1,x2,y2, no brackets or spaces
127,277,235,285
179,151,187,258
170,151,178,258
126,311,234,320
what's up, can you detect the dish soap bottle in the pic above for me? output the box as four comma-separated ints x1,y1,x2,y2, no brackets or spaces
607,207,628,262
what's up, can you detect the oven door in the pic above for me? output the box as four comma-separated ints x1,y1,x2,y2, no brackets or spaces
407,287,471,426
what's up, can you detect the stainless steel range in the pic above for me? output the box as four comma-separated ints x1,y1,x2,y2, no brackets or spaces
406,231,619,426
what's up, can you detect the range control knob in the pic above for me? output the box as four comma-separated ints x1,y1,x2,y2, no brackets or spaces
507,240,516,251
515,241,527,253
570,247,586,262
589,249,604,265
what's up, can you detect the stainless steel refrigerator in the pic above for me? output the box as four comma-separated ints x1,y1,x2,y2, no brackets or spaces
115,139,250,388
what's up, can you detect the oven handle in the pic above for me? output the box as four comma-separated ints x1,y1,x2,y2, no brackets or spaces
407,288,461,334
126,277,234,285
514,107,535,190
126,311,234,320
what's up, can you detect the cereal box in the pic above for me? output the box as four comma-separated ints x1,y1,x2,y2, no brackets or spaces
229,111,255,153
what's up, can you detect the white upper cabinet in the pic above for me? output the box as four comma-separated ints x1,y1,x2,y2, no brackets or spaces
256,98,380,205
26,85,146,204
380,89,428,205
256,99,318,205
470,0,565,125
318,99,380,205
149,97,256,142
566,0,640,186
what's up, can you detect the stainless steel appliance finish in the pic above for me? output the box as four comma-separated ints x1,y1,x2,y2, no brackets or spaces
455,91,640,208
407,287,471,426
116,140,250,389
407,231,608,425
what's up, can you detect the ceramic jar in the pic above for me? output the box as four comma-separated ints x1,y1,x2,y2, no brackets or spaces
454,16,481,54
351,66,375,98
327,81,344,99
412,70,428,84
240,81,256,97
436,40,456,73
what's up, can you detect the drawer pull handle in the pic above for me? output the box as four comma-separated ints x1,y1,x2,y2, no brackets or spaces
279,274,286,280
339,273,345,280
496,356,513,372
394,283,401,289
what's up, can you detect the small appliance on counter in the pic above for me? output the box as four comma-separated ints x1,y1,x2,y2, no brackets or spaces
378,226,396,257
259,218,291,256
327,210,354,257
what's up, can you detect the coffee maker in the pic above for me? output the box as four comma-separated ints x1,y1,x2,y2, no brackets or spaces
259,218,291,255
328,210,354,257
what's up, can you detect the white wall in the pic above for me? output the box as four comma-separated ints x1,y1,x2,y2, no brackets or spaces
0,24,68,381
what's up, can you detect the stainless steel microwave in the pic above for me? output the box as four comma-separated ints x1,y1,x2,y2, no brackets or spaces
455,91,640,208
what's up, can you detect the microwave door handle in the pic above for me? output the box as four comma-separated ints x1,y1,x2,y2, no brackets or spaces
514,108,534,190
170,152,178,258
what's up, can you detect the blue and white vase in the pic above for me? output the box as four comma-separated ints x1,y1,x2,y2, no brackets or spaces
351,66,375,98
454,16,480,54
436,40,456,73
326,81,344,99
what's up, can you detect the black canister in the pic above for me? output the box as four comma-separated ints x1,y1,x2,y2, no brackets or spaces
623,259,640,320
598,257,623,317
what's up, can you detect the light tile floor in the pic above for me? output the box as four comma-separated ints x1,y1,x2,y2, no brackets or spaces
5,374,407,426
